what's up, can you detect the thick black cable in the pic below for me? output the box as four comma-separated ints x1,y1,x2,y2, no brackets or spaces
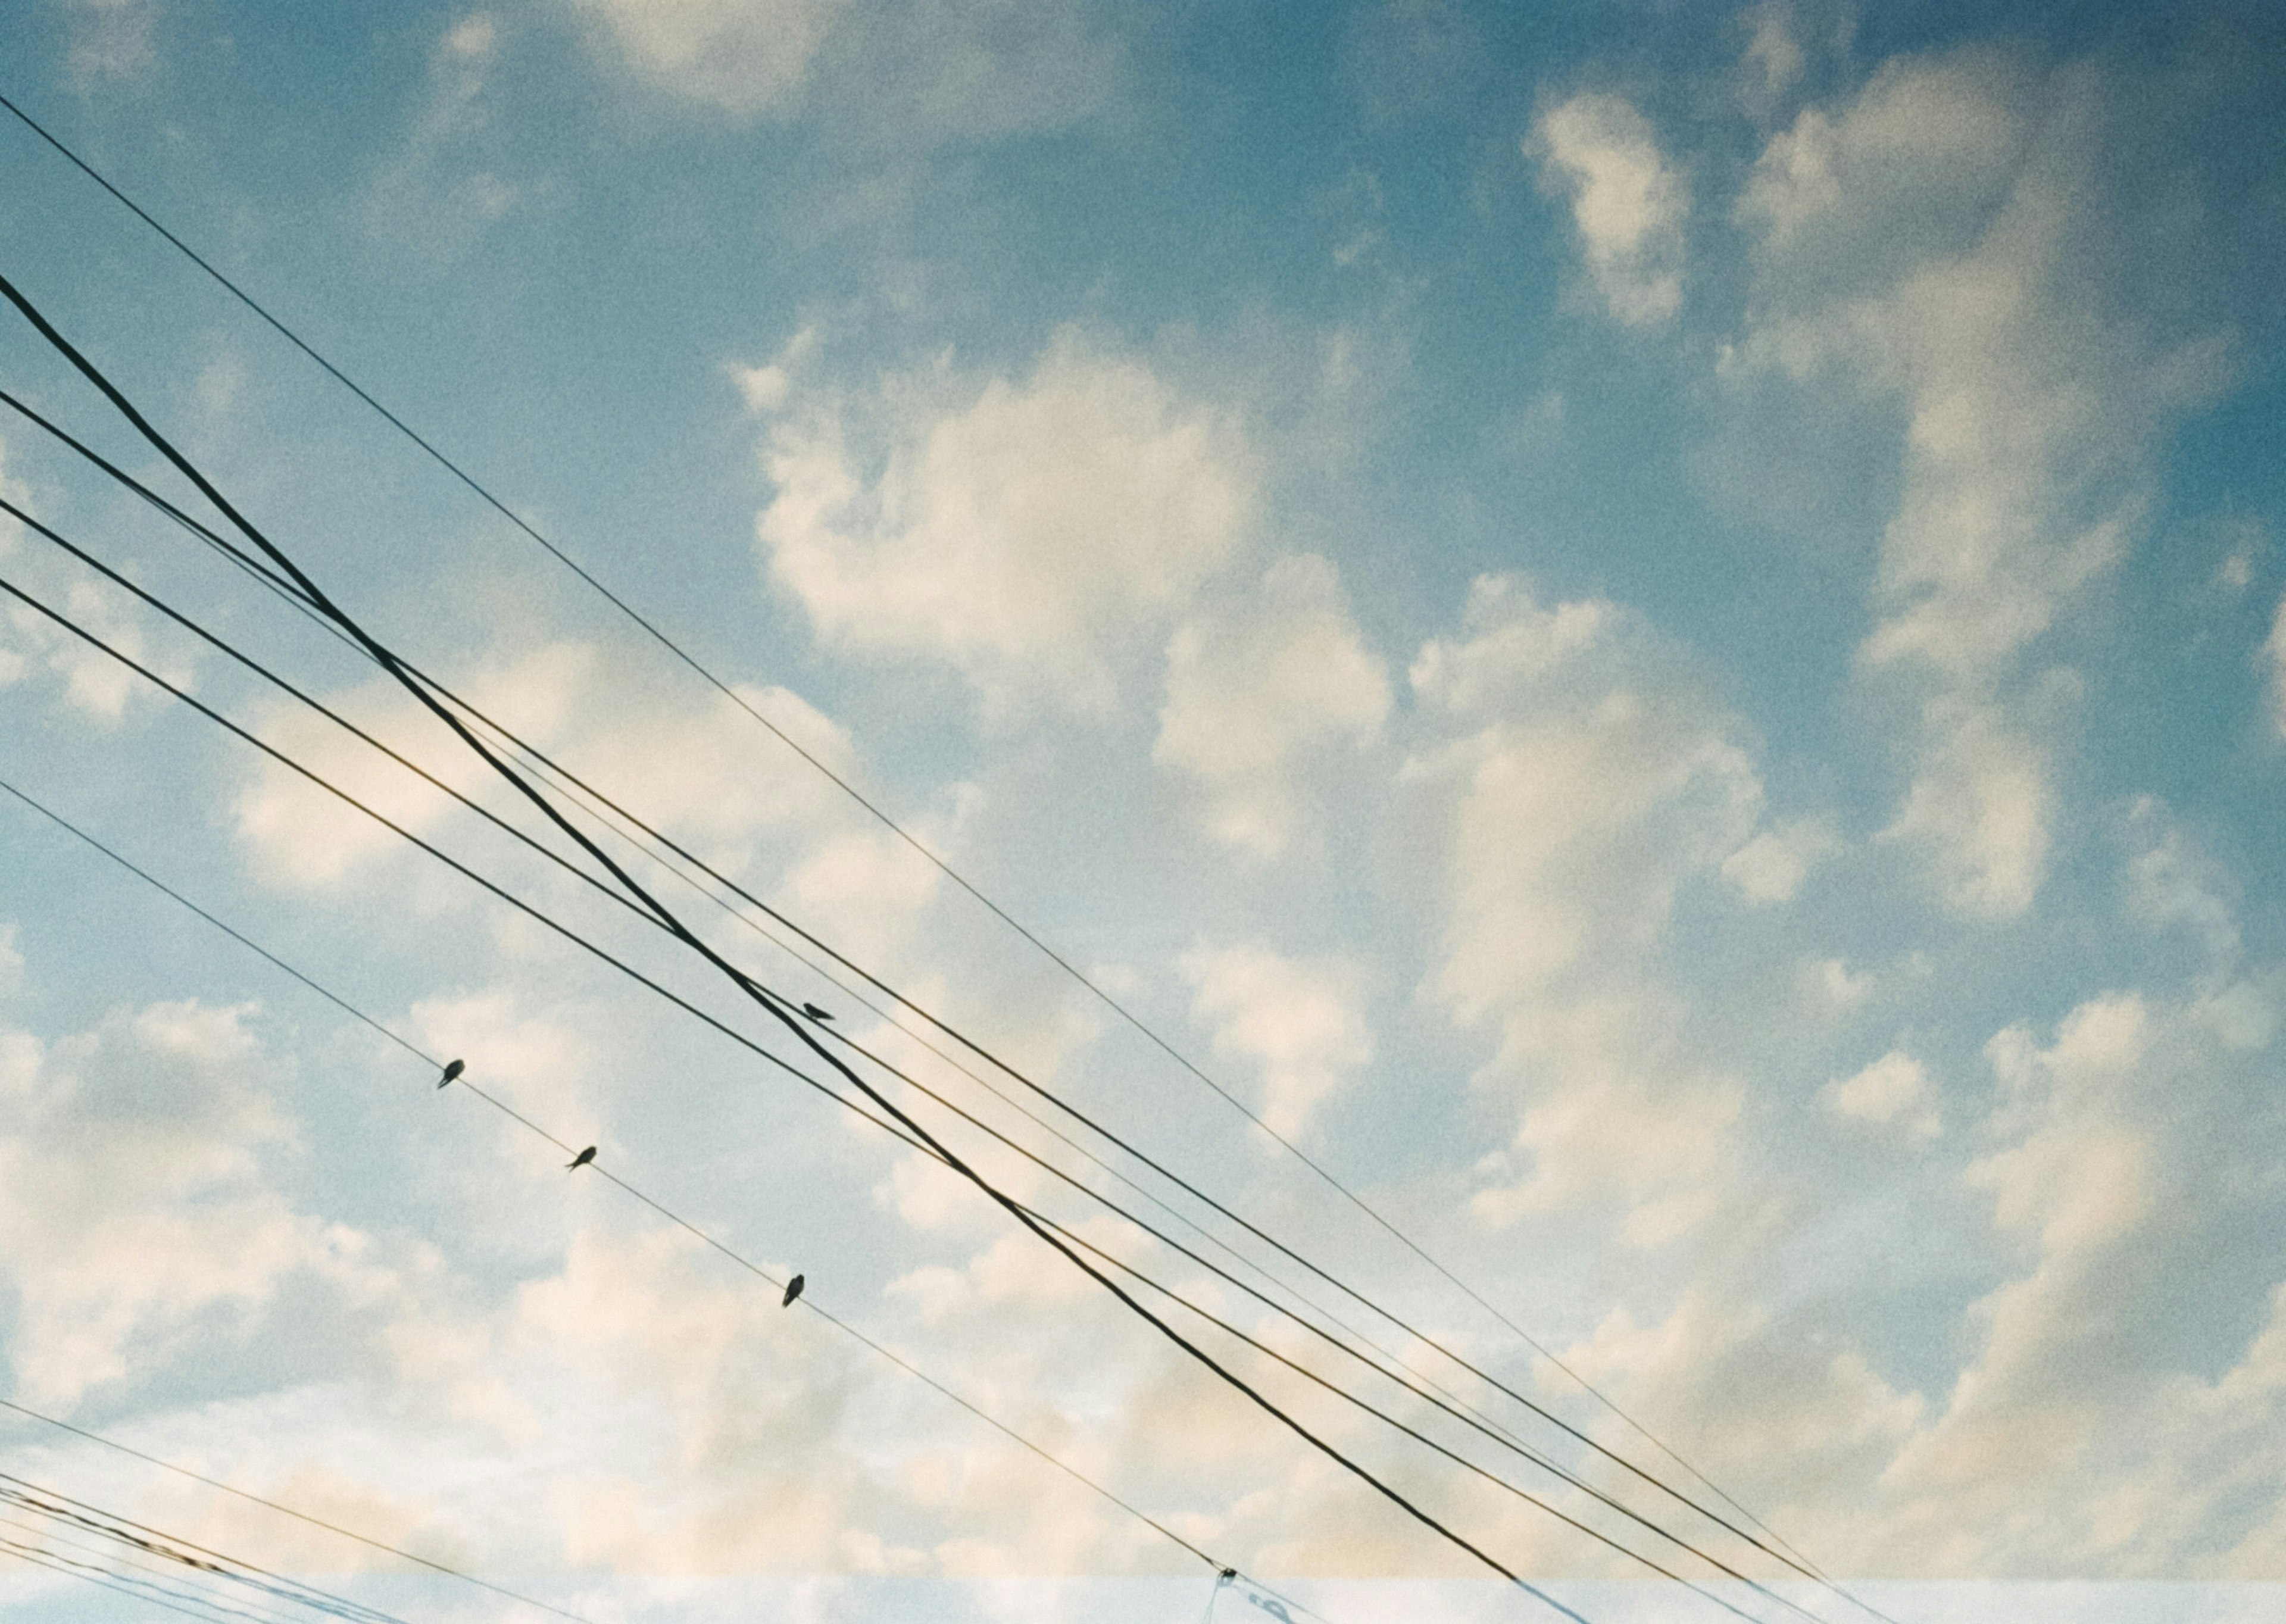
0,531,1809,1617
0,373,1851,1607
1,270,1614,1617
0,91,1817,1576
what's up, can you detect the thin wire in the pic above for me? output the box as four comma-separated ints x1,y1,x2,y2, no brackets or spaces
0,371,1853,1607
0,88,1819,1574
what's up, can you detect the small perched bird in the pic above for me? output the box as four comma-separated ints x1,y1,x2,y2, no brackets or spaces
566,1145,597,1171
437,1058,464,1089
781,1273,805,1307
1217,1568,1236,1583
800,1002,833,1022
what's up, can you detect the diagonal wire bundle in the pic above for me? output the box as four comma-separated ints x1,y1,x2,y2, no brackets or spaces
0,266,1906,1624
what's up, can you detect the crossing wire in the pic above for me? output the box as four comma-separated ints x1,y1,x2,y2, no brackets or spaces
0,86,1822,1581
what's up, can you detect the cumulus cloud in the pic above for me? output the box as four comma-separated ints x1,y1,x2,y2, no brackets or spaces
1879,695,2053,919
1409,576,1761,1018
1823,1048,1941,1139
1733,51,2231,917
569,0,842,119
569,0,1122,139
0,573,196,724
1178,943,1373,1141
1722,814,1841,904
358,13,523,276
1406,577,1764,1243
757,332,1258,714
1863,969,2286,1566
1154,554,1390,861
0,1002,374,1407
1531,92,1688,326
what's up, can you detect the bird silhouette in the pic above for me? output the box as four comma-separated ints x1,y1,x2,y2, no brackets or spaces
800,1002,832,1022
566,1145,597,1171
781,1273,805,1307
437,1058,464,1089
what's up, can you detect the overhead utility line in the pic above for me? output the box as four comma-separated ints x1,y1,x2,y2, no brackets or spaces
0,88,1809,1570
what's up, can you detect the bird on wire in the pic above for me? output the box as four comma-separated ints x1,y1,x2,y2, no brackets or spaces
566,1145,596,1171
782,1274,805,1307
800,1002,832,1022
437,1058,464,1088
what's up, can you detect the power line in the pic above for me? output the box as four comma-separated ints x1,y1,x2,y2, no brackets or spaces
0,266,1620,1617
0,387,1860,1617
0,88,1818,1572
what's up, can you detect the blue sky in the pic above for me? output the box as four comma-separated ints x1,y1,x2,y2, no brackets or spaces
1,2,2284,1620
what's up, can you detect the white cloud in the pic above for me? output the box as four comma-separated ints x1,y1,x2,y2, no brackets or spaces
231,638,866,892
63,0,159,86
570,0,842,120
1178,943,1372,1141
758,332,1258,714
1823,1048,1941,1139
0,1002,375,1407
1154,554,1390,860
1,576,197,724
1734,51,2231,918
1879,696,2053,919
358,12,522,275
1407,576,1765,1243
570,0,1122,139
1408,576,1762,1018
1531,92,1688,326
1737,2,1807,121
1803,955,1874,1010
1722,814,1841,904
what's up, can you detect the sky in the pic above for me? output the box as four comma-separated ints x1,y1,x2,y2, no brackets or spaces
0,1,2284,1620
